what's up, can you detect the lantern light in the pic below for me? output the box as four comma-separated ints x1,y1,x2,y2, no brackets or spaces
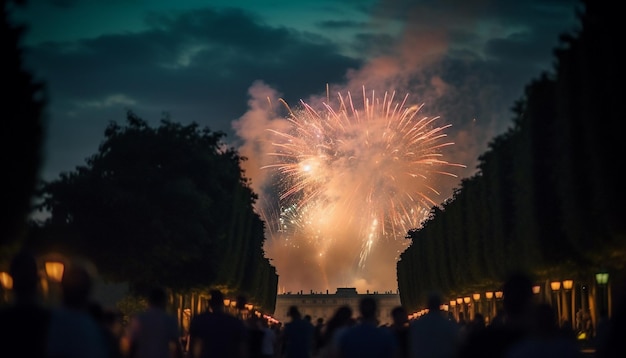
45,261,65,283
595,273,609,285
0,272,13,290
563,280,574,290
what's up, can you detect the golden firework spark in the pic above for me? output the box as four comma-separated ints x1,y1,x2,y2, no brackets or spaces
262,86,465,267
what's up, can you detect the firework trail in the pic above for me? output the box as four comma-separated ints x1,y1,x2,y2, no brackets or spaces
260,86,464,289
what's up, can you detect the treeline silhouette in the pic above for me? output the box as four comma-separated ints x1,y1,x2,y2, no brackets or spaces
0,0,277,315
397,0,624,312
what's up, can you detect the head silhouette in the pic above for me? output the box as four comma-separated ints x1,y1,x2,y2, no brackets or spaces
9,250,40,298
391,306,408,325
287,305,301,319
61,260,96,308
359,297,377,320
148,287,168,309
502,272,534,317
208,289,225,310
426,292,443,311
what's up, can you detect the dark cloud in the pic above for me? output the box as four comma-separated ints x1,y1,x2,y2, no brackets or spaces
315,19,368,30
22,6,361,179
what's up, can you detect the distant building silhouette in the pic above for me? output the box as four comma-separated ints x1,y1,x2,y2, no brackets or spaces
275,288,400,325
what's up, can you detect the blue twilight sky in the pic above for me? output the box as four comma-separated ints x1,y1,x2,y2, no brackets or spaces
10,0,584,291
12,0,581,183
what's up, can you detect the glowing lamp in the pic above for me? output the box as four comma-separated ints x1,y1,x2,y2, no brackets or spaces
495,291,503,299
596,273,609,285
550,281,561,291
223,299,231,306
0,272,13,289
563,280,573,290
463,296,471,304
485,291,493,299
449,300,456,307
45,261,65,283
473,293,480,301
456,298,463,304
532,285,541,294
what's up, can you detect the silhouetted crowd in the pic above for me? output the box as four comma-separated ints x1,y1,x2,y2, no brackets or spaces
0,250,624,357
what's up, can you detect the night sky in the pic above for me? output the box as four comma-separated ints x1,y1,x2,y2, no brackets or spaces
12,0,582,292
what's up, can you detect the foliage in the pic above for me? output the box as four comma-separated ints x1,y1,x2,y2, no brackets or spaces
397,0,626,311
1,0,46,248
116,294,148,325
32,112,278,312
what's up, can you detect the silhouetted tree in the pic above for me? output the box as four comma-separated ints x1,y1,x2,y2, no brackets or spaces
33,112,277,312
398,0,626,311
1,0,46,250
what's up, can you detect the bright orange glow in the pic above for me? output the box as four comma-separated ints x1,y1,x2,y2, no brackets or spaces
260,87,465,289
0,272,13,289
45,261,65,283
563,280,573,290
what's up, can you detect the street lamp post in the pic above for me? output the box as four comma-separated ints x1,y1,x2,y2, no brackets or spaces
485,291,494,321
550,281,561,325
449,300,457,321
473,293,481,318
562,279,574,325
532,284,541,298
0,271,13,303
595,272,609,317
494,291,503,316
456,298,464,323
44,260,65,305
463,296,471,320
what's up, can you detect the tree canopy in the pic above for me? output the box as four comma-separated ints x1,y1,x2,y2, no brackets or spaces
397,0,624,311
1,0,46,251
32,112,277,311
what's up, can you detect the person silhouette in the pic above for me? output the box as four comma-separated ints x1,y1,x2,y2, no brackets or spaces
128,286,184,358
313,316,325,355
188,289,248,358
45,258,108,358
0,250,51,358
457,271,536,358
317,305,354,357
280,305,315,358
408,292,461,358
260,317,278,358
336,296,398,358
505,303,582,358
389,306,410,358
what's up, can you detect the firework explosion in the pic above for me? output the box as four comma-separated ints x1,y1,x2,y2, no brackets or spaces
260,87,464,291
